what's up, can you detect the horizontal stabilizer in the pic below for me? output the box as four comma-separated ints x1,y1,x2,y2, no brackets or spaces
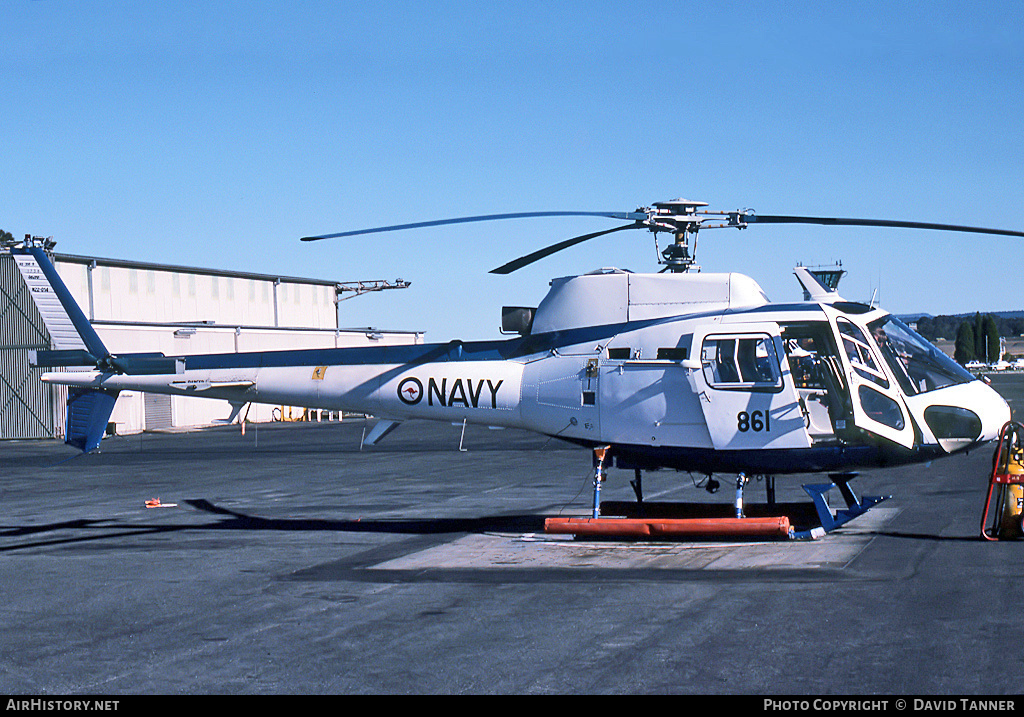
65,388,119,453
32,349,184,375
108,354,184,375
30,349,100,368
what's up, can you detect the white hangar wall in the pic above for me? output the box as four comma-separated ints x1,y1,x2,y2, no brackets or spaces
54,254,343,330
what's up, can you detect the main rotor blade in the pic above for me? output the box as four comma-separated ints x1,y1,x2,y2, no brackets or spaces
741,214,1024,238
301,211,649,241
489,222,642,274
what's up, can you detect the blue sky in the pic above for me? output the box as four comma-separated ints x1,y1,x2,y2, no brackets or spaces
3,1,1022,340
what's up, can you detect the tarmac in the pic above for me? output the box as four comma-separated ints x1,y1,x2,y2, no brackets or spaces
1,374,1023,695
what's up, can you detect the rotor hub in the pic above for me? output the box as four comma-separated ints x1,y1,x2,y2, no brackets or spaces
645,198,708,235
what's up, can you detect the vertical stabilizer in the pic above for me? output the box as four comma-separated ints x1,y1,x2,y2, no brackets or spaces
11,244,117,452
65,388,119,453
12,247,109,359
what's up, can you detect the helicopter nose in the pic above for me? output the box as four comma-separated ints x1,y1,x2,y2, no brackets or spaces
976,381,1013,442
920,381,1012,452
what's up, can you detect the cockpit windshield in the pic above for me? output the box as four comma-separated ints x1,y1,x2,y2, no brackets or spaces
867,315,975,395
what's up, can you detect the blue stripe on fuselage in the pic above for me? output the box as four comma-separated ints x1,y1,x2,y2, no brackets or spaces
182,340,508,370
172,303,831,371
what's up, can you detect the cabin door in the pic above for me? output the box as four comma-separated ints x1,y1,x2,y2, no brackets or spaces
826,312,915,449
690,323,811,451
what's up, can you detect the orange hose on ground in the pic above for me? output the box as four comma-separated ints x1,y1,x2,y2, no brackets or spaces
544,516,791,539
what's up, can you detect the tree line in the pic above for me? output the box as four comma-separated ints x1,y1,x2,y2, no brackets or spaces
915,313,1022,363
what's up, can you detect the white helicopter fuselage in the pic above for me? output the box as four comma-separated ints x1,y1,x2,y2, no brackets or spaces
40,266,1011,475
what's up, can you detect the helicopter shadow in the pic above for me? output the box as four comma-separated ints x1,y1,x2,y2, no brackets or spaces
183,499,548,535
0,500,549,553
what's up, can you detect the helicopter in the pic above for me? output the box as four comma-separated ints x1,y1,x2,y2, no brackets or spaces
18,199,1020,533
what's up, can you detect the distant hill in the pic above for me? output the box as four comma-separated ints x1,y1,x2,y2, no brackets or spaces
900,310,1024,321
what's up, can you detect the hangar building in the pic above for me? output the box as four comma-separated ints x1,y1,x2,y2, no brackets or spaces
0,240,421,441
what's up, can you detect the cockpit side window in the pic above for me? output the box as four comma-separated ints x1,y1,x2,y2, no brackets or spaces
867,315,974,394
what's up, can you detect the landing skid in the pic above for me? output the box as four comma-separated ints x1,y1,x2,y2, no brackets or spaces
548,461,889,540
